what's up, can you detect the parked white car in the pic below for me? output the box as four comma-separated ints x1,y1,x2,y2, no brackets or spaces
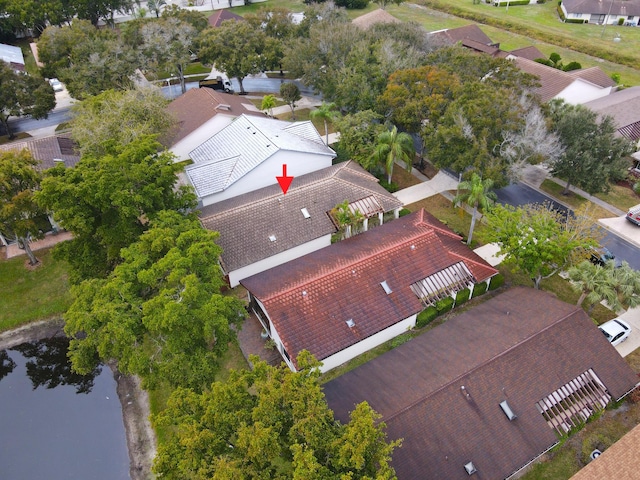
599,318,632,346
48,78,64,92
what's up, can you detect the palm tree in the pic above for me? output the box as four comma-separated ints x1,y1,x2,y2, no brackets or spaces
453,173,497,245
567,260,615,311
372,125,415,184
261,94,276,118
310,102,339,145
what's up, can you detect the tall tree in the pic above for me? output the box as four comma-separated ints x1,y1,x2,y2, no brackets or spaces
36,136,196,282
0,150,46,266
453,173,497,245
64,210,244,390
334,110,386,170
153,352,400,479
197,20,269,95
310,102,340,144
372,125,415,184
69,88,175,157
280,82,301,120
0,61,55,140
161,4,208,32
549,100,633,195
483,203,598,289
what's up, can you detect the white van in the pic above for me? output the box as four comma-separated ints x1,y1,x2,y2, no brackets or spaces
627,204,640,225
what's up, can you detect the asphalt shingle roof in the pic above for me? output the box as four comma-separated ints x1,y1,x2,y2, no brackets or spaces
324,287,640,480
241,210,497,367
199,161,402,273
186,115,335,198
0,134,80,170
563,0,640,16
584,86,640,140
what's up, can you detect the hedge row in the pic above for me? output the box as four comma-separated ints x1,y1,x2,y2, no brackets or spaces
414,0,637,69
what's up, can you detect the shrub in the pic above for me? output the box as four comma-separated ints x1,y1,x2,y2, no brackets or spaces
634,182,640,195
378,178,399,193
416,306,438,328
562,61,582,71
391,333,412,348
399,208,411,217
488,274,504,291
618,17,625,25
436,296,454,314
455,288,471,306
471,281,488,298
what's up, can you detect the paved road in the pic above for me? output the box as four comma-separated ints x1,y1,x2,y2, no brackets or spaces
495,183,640,270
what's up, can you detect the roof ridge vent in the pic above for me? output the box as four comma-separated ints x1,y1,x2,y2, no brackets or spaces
216,103,231,111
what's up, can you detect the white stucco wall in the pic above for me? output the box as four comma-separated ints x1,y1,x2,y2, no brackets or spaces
200,150,334,206
228,235,332,287
555,80,612,105
170,114,236,161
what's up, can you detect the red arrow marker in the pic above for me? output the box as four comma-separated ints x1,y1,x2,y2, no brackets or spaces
276,164,294,195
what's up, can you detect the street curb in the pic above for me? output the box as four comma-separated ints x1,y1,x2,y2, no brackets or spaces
598,220,640,249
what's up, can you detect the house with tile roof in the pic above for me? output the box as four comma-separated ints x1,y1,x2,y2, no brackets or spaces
164,87,262,161
583,85,640,146
241,209,498,372
0,134,80,170
185,114,335,206
324,287,640,480
199,161,403,287
509,56,615,104
561,0,640,25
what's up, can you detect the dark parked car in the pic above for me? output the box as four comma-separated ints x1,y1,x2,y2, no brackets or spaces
590,246,616,267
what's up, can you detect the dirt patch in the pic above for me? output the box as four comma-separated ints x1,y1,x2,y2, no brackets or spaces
0,320,156,480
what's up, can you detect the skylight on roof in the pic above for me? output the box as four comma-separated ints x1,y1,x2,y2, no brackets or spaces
380,281,392,295
346,319,355,328
500,400,517,421
269,235,276,242
464,462,477,475
301,208,311,219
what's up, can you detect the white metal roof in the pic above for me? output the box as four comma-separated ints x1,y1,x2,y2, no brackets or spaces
0,43,24,66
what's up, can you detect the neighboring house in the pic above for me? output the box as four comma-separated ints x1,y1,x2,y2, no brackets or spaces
0,43,25,72
507,45,546,61
583,86,640,146
570,423,640,479
207,9,245,27
164,87,261,160
324,287,640,480
185,114,335,206
351,9,400,29
241,209,498,373
0,134,80,170
429,24,497,48
199,161,403,287
509,56,615,104
561,0,640,25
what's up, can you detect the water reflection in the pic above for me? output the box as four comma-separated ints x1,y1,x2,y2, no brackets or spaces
10,336,101,394
0,349,16,381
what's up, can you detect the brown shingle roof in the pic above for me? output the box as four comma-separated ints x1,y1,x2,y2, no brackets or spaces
164,88,260,146
0,134,80,170
562,0,640,16
509,45,546,61
199,161,403,274
324,287,640,480
584,86,640,141
241,209,497,367
352,9,400,29
429,24,495,46
207,9,244,27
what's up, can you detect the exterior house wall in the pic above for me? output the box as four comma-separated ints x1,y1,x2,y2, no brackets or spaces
228,234,331,287
170,114,236,161
555,80,612,105
316,314,418,373
200,150,333,206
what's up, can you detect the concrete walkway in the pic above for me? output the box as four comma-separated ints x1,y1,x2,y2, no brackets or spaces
392,170,459,205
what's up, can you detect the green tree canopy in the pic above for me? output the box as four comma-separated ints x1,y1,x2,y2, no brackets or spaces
280,82,301,120
453,173,496,246
0,150,46,265
483,203,599,289
0,60,55,139
549,100,633,195
310,102,340,145
64,210,244,390
334,110,386,170
372,125,415,184
69,88,175,157
153,352,400,479
36,136,195,282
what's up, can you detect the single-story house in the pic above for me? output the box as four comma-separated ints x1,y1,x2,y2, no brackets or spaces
509,56,616,104
208,9,245,27
561,0,640,25
164,87,261,161
241,209,498,373
583,85,640,146
185,114,335,206
199,160,403,287
0,134,80,170
324,287,640,480
351,9,400,29
0,43,25,72
429,24,498,49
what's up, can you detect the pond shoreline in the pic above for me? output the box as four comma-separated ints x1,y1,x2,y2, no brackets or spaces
0,319,156,480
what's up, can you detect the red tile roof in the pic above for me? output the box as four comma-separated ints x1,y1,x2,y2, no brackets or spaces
208,9,244,27
241,209,497,367
324,287,640,480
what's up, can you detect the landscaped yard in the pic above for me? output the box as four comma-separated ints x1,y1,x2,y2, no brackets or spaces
539,179,617,218
0,247,72,332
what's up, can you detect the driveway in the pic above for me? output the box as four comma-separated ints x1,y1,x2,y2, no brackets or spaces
615,306,640,357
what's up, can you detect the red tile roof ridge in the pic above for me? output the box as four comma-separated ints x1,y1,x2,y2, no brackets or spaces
260,226,441,302
382,305,582,424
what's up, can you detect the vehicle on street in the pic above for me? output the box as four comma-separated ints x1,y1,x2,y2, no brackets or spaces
599,318,632,346
589,245,617,267
48,78,64,92
199,76,233,93
627,204,640,226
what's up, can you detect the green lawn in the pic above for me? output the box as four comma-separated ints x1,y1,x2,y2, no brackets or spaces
595,182,640,211
539,179,617,218
0,247,72,332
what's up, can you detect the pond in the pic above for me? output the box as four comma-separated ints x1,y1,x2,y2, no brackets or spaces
0,336,130,480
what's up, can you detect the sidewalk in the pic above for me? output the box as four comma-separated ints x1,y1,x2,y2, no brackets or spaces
2,231,73,260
